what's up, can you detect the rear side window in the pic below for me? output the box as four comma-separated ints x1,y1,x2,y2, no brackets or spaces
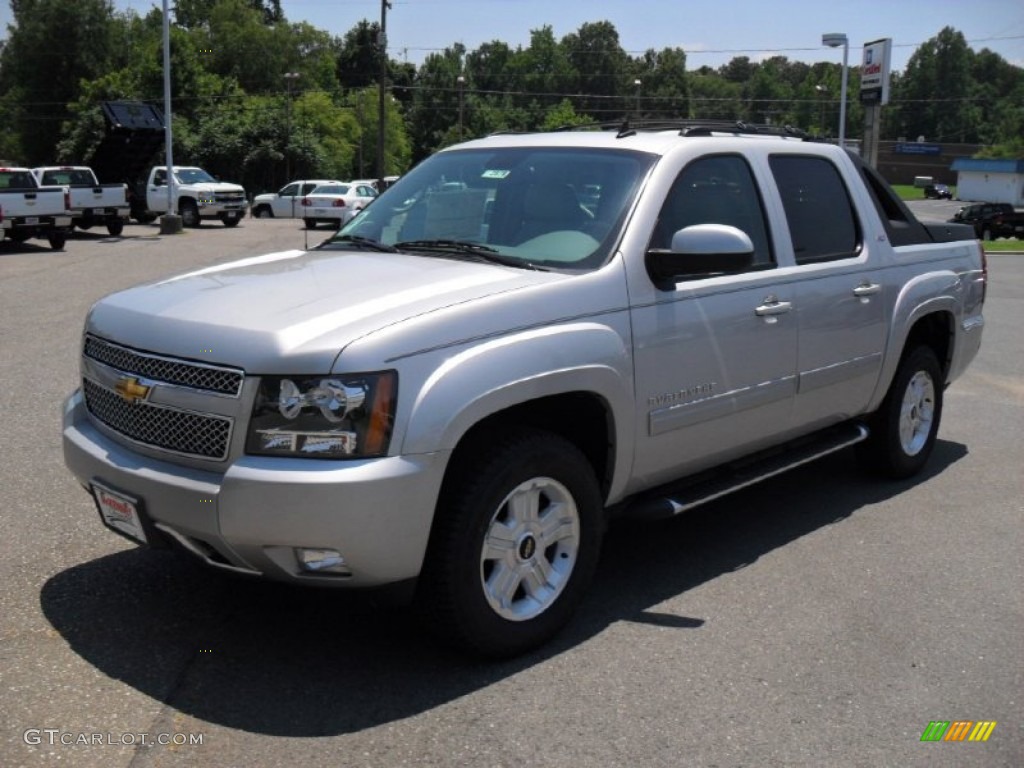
769,155,860,264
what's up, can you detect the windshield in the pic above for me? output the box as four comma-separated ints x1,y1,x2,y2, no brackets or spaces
175,168,217,184
327,146,655,271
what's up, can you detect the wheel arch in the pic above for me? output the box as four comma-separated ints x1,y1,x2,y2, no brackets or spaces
441,391,616,505
870,305,955,412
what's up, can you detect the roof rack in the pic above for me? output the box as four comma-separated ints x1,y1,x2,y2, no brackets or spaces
552,118,820,142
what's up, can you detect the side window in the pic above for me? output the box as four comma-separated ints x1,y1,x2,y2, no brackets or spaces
281,183,299,196
650,154,774,268
153,170,166,186
769,155,860,264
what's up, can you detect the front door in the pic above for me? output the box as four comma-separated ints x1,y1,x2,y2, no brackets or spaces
630,154,799,488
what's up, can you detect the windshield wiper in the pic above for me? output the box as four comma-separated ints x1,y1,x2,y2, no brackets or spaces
319,235,397,253
394,239,545,270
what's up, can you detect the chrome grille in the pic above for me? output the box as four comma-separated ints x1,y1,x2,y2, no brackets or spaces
84,335,243,396
83,378,231,460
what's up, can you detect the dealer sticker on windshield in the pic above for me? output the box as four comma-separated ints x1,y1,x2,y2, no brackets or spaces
92,482,147,544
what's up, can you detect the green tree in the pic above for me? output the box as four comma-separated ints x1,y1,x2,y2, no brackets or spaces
560,21,629,120
336,20,381,91
406,44,465,160
0,0,118,164
632,47,689,119
174,0,282,28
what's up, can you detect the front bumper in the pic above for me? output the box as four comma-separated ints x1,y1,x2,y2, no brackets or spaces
62,389,446,587
197,202,247,218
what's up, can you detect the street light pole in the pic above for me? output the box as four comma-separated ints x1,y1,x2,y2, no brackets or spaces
377,0,391,191
457,75,465,140
159,0,181,234
814,84,828,137
822,33,849,149
283,72,300,182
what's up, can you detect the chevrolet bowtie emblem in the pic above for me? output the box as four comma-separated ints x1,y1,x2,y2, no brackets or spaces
114,377,151,404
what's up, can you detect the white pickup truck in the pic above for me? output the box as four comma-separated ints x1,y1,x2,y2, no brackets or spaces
142,166,247,227
62,123,986,657
0,167,71,249
32,166,130,236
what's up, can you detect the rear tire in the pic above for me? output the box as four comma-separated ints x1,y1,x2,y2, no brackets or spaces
416,428,603,658
9,230,31,244
106,219,124,237
304,218,317,229
858,346,943,479
48,230,67,250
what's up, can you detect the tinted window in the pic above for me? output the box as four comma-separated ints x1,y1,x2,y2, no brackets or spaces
650,154,773,268
280,183,299,196
769,155,860,264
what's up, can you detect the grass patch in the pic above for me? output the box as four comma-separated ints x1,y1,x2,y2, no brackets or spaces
891,184,957,201
983,239,1024,252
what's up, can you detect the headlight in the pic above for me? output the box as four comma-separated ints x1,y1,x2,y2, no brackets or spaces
246,371,396,459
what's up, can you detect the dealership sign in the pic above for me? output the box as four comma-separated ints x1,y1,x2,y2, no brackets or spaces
861,38,892,105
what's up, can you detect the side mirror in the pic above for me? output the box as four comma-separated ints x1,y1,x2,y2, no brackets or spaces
646,224,754,288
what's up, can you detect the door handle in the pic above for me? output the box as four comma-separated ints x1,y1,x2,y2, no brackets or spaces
853,282,881,297
755,296,793,316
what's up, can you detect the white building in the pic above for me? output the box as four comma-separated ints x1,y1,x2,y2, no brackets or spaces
950,158,1024,206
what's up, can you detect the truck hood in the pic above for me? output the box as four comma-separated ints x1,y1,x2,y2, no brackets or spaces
86,249,565,373
184,181,244,193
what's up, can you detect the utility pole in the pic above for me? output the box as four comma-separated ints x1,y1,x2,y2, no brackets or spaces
377,1,391,191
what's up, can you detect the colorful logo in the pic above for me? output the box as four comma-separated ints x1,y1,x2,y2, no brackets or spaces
114,376,151,404
920,721,997,742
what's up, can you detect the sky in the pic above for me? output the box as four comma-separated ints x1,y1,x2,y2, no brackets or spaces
2,0,1024,74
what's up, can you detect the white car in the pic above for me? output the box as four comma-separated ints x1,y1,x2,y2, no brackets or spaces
301,183,377,228
252,179,343,219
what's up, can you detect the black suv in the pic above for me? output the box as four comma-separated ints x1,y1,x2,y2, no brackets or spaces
924,183,952,200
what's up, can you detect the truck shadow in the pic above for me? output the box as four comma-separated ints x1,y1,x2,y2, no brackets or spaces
40,441,966,736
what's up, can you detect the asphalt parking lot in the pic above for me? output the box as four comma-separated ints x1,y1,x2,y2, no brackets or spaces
1,216,1021,767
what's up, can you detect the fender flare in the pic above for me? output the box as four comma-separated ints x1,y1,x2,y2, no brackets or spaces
400,321,636,498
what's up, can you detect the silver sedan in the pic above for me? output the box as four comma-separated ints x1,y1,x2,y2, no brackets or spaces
301,183,378,229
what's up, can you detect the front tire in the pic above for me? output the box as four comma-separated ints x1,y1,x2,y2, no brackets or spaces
221,215,240,228
179,200,200,228
253,206,273,219
417,428,603,658
859,346,943,479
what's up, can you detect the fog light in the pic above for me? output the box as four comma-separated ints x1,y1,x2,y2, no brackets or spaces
295,547,351,575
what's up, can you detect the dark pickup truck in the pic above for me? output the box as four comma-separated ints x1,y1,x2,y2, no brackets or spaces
949,202,1024,240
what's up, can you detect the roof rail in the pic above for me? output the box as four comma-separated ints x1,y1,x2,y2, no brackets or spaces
551,118,820,141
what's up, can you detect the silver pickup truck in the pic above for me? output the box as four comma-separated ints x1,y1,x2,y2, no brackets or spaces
62,124,986,657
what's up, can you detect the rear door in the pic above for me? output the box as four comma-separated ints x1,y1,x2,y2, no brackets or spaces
767,154,886,429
